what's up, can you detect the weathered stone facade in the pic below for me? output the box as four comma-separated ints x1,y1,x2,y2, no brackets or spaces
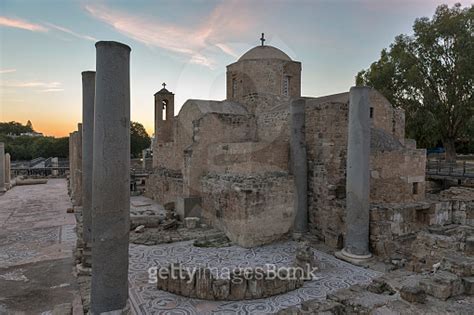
147,43,427,249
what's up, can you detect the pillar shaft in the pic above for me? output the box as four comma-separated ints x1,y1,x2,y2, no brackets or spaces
290,99,308,234
344,86,371,257
91,41,131,314
5,153,11,188
82,71,96,245
0,143,5,192
69,132,74,196
73,125,83,206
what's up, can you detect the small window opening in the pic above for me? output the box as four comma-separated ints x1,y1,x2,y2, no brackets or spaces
162,99,168,121
412,182,419,195
370,107,374,119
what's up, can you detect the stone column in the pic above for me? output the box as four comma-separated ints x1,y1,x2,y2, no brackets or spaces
91,41,131,314
82,71,95,250
5,153,11,189
142,149,147,170
341,86,372,260
0,143,5,193
51,157,59,176
69,132,74,197
74,124,83,207
290,99,308,236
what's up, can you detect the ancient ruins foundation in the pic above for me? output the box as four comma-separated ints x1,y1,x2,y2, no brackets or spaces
60,39,474,314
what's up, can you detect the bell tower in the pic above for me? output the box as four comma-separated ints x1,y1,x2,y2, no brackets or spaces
154,82,174,143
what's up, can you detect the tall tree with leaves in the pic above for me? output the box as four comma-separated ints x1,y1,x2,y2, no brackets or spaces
130,121,151,158
357,3,474,161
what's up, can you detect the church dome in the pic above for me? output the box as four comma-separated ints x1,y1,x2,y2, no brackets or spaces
238,45,292,62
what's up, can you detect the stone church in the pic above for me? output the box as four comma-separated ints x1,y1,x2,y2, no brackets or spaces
146,41,426,249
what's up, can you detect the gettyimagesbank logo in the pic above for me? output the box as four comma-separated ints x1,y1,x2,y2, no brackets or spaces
148,264,318,284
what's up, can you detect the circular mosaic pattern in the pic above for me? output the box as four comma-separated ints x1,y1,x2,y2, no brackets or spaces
128,240,381,314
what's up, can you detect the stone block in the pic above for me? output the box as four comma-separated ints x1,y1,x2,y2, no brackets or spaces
301,299,344,314
185,217,200,229
400,284,426,303
212,279,230,300
195,268,214,300
420,271,463,300
176,196,202,220
228,272,247,300
466,236,474,255
462,277,474,295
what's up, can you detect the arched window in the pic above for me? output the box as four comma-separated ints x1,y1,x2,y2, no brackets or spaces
162,99,168,121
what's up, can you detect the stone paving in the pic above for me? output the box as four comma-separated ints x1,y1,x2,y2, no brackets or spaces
0,179,382,314
0,179,81,314
128,241,381,314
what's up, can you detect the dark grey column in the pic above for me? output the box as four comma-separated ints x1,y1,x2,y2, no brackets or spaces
290,99,308,235
91,41,131,314
82,71,95,247
0,143,5,193
69,132,74,197
342,86,372,259
74,124,83,207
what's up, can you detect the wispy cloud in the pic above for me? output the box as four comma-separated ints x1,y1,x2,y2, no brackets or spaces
0,69,16,74
41,88,64,92
0,16,97,43
0,16,48,32
44,22,97,42
1,81,61,88
84,1,257,67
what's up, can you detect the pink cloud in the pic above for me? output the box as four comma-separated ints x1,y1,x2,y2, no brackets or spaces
84,1,257,67
0,16,48,32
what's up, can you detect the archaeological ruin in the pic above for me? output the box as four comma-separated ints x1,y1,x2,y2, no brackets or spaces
2,38,473,315
145,42,427,251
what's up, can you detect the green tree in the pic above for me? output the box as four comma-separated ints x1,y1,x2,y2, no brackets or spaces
130,121,151,158
0,121,34,135
356,3,474,161
26,120,33,131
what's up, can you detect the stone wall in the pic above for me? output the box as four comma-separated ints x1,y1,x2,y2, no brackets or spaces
227,59,301,105
145,168,183,205
201,172,295,247
183,113,256,196
369,90,405,144
207,141,289,175
369,189,474,258
305,100,348,248
156,264,305,300
370,148,426,203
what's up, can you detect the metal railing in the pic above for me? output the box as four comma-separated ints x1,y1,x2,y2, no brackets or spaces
11,167,69,177
426,160,474,178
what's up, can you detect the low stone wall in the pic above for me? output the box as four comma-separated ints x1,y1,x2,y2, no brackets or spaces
156,264,305,300
145,168,183,205
369,190,474,258
201,171,295,247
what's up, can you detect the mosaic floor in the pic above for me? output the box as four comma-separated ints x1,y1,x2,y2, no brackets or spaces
0,179,81,314
128,241,382,314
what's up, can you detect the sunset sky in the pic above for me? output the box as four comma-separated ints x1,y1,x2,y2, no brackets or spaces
0,0,471,137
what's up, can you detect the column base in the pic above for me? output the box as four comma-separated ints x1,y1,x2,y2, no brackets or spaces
335,248,372,267
292,232,305,241
89,300,130,315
